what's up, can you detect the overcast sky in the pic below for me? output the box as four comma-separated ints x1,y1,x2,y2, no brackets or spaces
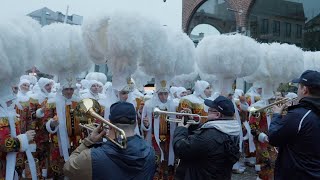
1,0,183,30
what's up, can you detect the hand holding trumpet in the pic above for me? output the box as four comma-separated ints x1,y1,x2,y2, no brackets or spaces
177,108,193,128
89,123,107,143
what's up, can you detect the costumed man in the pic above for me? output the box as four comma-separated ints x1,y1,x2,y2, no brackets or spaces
245,83,262,106
45,76,82,179
169,86,178,100
141,79,177,180
29,77,57,179
81,80,106,117
136,95,152,137
232,89,253,174
0,85,36,180
126,77,144,136
177,80,212,124
172,87,187,107
20,75,37,95
103,81,112,96
243,83,263,167
84,72,107,99
79,79,90,96
104,78,142,136
14,78,39,178
15,79,32,134
248,97,277,180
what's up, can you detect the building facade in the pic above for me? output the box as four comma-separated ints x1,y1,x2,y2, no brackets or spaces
304,13,320,51
183,0,308,47
28,7,83,26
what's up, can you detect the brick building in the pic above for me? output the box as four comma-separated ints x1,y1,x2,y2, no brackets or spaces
183,0,306,47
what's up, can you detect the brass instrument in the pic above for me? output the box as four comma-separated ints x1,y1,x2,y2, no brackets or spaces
75,98,127,149
248,97,298,118
79,122,109,132
153,107,207,124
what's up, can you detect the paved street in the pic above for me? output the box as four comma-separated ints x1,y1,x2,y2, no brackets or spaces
232,166,257,180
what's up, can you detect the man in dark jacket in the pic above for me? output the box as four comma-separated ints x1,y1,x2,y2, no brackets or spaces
173,96,240,180
269,70,320,180
64,101,156,180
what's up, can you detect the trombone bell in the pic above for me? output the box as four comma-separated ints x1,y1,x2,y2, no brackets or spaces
75,98,127,149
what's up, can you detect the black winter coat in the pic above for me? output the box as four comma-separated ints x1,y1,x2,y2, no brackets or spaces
173,122,240,180
269,97,320,180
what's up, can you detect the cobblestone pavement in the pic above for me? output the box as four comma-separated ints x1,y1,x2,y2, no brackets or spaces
232,166,257,180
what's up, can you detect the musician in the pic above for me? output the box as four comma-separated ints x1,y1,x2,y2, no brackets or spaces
141,79,177,180
64,102,156,180
269,70,320,179
45,76,82,179
173,96,240,180
29,77,56,179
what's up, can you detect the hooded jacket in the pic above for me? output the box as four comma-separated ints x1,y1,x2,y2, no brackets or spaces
64,135,155,180
269,97,320,180
173,119,240,180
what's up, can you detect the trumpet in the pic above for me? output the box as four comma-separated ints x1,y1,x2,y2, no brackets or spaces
153,107,207,124
75,98,127,149
248,97,298,118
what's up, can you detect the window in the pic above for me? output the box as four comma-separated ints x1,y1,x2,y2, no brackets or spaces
296,24,302,38
273,20,280,36
261,19,269,34
285,23,291,38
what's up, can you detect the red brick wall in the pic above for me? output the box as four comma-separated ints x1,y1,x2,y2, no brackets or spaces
182,0,205,32
182,0,255,32
225,0,255,28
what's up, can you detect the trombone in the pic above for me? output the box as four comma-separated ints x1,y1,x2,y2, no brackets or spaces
153,107,207,124
248,97,298,118
75,98,127,149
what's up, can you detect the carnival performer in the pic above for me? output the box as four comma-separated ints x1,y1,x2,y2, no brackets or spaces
248,97,277,179
141,79,177,180
14,78,39,178
177,80,212,124
45,76,83,179
0,97,36,180
81,80,106,117
29,77,56,179
172,87,187,107
245,83,262,106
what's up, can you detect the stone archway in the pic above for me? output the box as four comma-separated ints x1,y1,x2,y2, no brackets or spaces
182,0,256,34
